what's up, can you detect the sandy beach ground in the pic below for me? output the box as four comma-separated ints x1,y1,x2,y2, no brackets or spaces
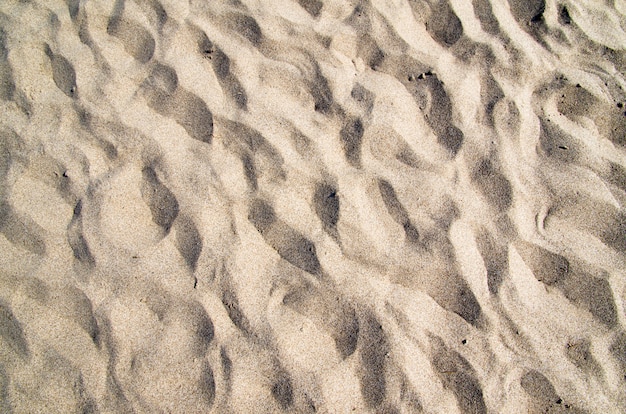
1,0,626,412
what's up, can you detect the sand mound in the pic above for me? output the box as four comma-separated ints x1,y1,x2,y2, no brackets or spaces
1,0,626,412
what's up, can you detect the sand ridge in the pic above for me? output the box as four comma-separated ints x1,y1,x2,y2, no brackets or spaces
0,0,626,412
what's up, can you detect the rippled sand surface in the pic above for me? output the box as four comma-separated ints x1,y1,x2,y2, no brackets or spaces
1,0,626,412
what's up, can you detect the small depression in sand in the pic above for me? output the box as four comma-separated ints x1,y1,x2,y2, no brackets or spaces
100,167,163,255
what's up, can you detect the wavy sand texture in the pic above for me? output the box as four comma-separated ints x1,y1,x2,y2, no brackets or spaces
1,0,626,412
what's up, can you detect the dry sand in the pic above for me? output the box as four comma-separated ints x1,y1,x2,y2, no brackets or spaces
1,0,626,412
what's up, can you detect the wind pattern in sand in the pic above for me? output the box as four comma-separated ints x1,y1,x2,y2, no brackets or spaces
1,0,626,412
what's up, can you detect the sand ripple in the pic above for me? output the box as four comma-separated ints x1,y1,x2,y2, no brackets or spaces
1,0,625,412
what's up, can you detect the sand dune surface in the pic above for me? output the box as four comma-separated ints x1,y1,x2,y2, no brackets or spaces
1,0,626,412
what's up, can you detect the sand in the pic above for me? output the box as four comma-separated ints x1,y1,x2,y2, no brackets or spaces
0,0,625,412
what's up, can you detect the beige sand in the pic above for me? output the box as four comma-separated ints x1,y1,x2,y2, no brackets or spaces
1,0,625,412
